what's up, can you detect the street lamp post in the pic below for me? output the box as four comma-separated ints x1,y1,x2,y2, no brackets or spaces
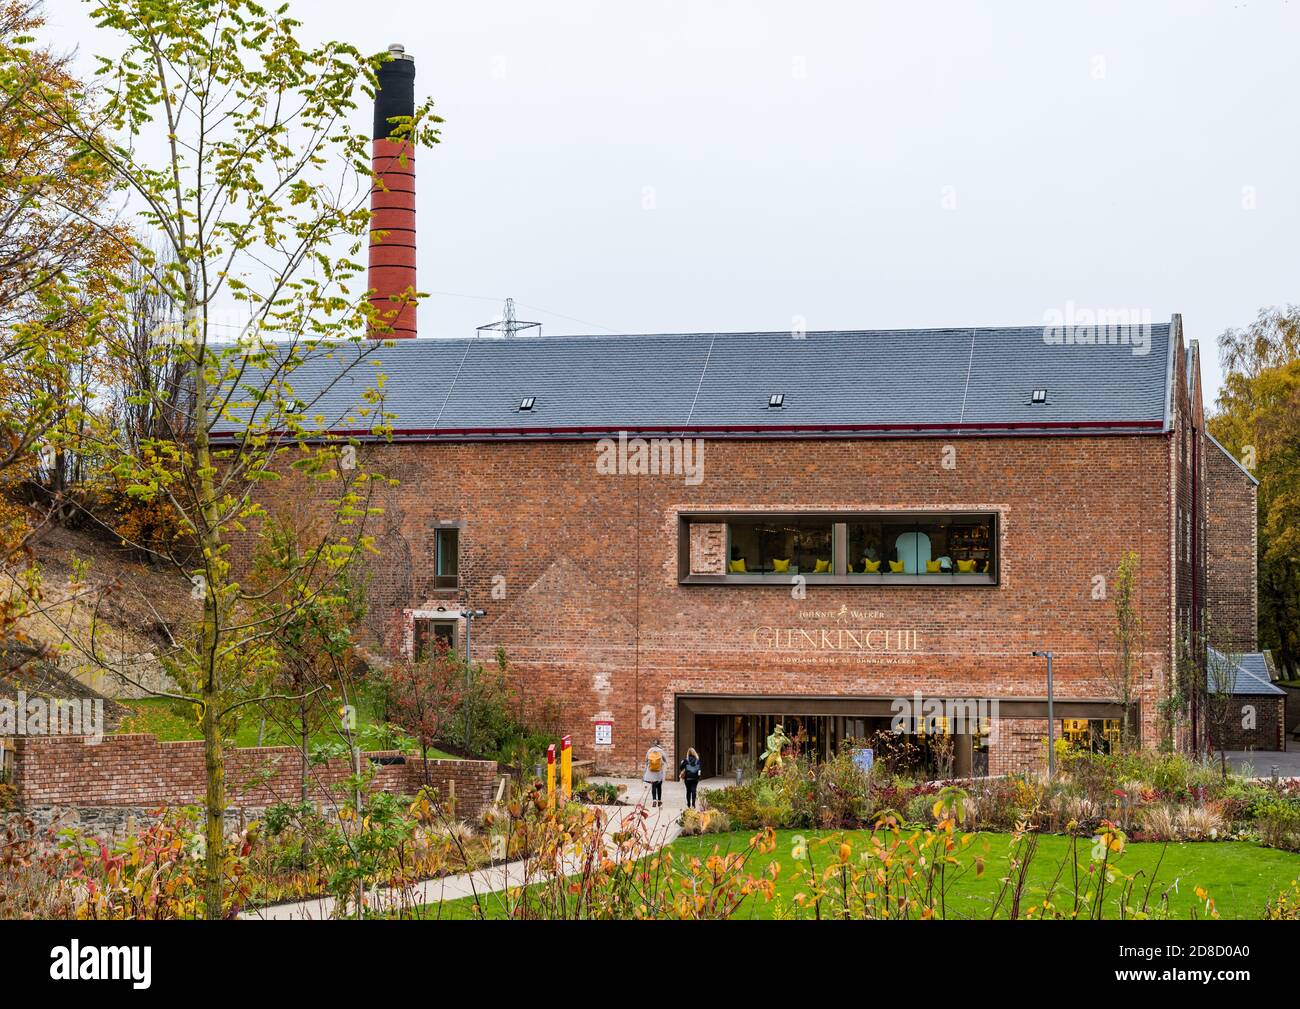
1032,650,1055,779
460,608,486,753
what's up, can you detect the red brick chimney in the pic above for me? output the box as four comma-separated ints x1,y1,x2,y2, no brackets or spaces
369,44,417,338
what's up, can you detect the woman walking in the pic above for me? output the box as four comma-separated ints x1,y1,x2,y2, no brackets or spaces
643,739,667,808
678,747,703,809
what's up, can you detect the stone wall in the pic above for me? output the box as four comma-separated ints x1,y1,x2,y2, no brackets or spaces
19,805,250,844
12,734,496,820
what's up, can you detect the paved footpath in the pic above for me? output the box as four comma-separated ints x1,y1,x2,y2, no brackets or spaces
1226,747,1300,778
243,777,715,920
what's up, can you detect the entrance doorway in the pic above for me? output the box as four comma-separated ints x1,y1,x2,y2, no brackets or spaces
693,712,894,779
678,696,1000,780
677,694,1126,780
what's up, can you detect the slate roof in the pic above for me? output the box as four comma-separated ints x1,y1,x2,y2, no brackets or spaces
211,322,1174,440
1208,649,1285,697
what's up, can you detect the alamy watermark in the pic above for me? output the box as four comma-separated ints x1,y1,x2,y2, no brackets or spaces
0,692,105,743
1042,301,1152,356
50,941,151,989
596,431,705,486
890,692,998,736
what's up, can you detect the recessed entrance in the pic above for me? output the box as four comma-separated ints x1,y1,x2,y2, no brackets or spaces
676,693,1131,780
689,712,990,779
692,712,889,778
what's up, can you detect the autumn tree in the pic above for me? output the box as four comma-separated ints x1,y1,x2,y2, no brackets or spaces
0,1,123,578
92,247,194,558
386,646,465,787
1208,306,1300,679
3,0,440,918
247,516,367,804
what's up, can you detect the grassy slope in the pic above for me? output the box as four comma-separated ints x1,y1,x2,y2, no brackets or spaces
420,829,1300,920
116,696,455,758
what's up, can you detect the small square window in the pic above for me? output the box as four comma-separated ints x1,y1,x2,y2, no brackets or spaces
768,393,784,409
413,618,457,661
519,396,536,411
1031,389,1048,404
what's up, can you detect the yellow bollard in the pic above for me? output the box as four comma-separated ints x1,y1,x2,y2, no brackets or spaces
546,743,556,808
560,734,573,802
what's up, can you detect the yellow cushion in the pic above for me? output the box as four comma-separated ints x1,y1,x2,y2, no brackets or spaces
888,560,904,573
926,560,941,573
814,559,831,573
864,559,881,573
728,558,747,573
957,559,975,573
772,558,790,573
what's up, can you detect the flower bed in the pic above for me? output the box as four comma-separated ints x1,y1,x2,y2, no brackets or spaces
699,741,1300,850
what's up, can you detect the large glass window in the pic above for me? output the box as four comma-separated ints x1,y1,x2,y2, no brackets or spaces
848,515,994,576
726,517,834,576
685,512,997,584
1062,718,1120,754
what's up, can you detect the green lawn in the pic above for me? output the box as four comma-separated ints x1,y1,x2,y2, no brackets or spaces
115,696,455,758
416,829,1300,920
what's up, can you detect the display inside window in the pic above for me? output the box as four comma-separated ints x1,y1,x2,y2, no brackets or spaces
726,518,834,575
847,516,994,576
1061,718,1121,754
690,512,998,584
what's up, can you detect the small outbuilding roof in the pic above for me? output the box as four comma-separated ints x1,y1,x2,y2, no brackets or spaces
1208,648,1284,697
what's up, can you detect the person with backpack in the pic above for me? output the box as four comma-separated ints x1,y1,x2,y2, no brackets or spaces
643,740,667,808
678,747,703,808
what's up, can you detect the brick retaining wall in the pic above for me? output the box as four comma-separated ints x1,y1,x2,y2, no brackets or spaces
12,734,496,819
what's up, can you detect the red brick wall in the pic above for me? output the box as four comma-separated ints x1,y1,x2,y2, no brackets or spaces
1161,333,1210,757
1204,436,1258,652
988,718,1050,776
13,734,496,819
246,432,1180,776
1214,696,1284,752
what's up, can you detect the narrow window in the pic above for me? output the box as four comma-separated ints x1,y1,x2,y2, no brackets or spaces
435,526,459,588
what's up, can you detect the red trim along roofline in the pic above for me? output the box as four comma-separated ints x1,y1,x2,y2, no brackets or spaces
211,418,1167,442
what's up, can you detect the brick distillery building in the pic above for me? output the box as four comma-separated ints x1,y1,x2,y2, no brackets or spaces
228,47,1283,776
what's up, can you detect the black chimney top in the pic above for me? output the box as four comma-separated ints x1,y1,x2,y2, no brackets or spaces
374,43,415,140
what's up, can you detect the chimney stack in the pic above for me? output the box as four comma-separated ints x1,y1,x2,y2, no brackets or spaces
369,44,417,338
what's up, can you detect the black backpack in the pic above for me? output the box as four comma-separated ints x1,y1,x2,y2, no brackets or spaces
685,756,701,780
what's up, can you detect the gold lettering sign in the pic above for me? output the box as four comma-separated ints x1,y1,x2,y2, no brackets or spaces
751,625,920,651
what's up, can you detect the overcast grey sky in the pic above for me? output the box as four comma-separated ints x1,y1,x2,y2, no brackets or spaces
39,0,1300,405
